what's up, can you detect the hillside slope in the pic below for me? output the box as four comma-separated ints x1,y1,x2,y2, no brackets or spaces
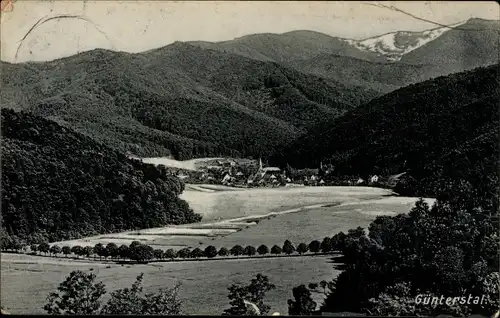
270,64,499,199
401,18,499,68
288,54,462,93
1,108,202,244
1,43,379,159
189,30,385,63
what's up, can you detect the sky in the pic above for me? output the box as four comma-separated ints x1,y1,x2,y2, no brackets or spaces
1,1,498,63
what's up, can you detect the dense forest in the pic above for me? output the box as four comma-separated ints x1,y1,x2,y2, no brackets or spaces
271,64,499,201
320,191,499,316
0,43,379,160
1,109,202,244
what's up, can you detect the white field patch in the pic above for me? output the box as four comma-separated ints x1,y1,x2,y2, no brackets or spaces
138,157,225,171
343,20,467,61
51,186,432,250
339,196,436,208
179,185,393,221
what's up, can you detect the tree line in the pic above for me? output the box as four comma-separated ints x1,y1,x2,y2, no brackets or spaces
6,189,498,316
2,236,345,263
319,192,499,316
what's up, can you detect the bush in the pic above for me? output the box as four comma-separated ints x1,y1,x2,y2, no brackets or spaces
257,245,269,255
297,243,309,254
271,245,282,255
204,245,218,258
283,240,296,255
218,247,229,257
230,245,244,256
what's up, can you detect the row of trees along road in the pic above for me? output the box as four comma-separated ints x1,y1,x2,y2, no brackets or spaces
10,182,498,316
2,236,342,262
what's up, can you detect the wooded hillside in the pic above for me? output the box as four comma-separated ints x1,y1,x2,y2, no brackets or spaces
1,109,202,244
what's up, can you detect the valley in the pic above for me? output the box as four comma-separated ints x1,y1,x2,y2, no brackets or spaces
1,5,498,316
1,184,435,315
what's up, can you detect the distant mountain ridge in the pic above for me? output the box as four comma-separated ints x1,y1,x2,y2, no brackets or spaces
1,17,497,160
188,18,499,93
189,18,498,64
0,42,379,159
400,18,500,68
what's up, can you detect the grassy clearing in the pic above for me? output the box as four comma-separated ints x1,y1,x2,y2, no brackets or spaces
1,186,433,315
180,185,394,221
139,157,225,171
198,197,433,248
51,186,397,249
50,186,431,251
1,253,336,315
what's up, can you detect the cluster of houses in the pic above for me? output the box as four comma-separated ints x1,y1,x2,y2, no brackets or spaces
175,158,381,188
196,159,288,187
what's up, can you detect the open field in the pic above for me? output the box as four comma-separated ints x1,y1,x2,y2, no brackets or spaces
185,184,245,192
49,186,435,250
139,157,257,171
50,186,402,249
1,185,435,314
179,185,396,221
1,252,335,315
139,157,225,171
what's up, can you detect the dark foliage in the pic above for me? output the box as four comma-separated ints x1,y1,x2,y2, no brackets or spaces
190,247,204,258
222,274,276,316
257,244,269,255
230,245,245,256
1,109,202,244
322,193,499,316
288,284,317,315
244,245,257,256
309,240,321,253
297,243,309,254
45,271,182,315
271,65,499,201
218,247,230,257
271,245,282,255
204,245,218,258
283,240,296,255
44,270,106,315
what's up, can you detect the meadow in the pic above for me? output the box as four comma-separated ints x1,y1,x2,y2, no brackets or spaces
1,252,335,315
50,186,399,249
1,185,435,314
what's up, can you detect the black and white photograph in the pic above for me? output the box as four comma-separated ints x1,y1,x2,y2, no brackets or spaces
0,1,499,316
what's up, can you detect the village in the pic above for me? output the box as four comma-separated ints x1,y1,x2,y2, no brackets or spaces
173,158,383,188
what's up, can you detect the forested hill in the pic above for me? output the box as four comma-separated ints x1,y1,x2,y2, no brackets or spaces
1,109,202,244
270,64,499,201
0,43,379,159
